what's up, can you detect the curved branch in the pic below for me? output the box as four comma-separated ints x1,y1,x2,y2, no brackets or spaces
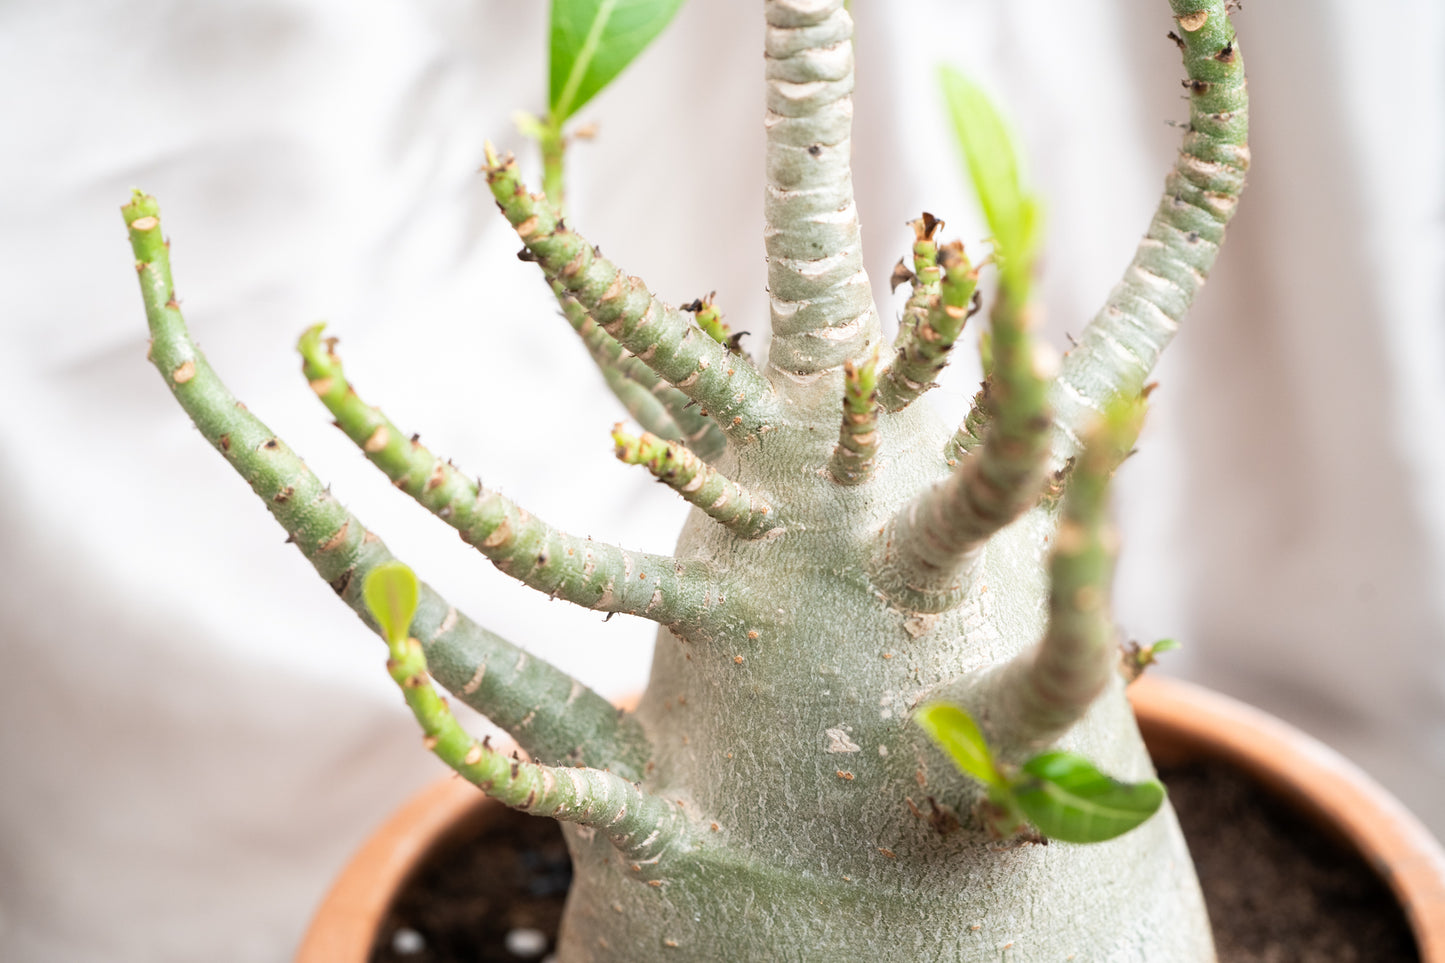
298,326,717,630
763,0,881,379
123,193,648,773
1050,0,1247,462
551,278,729,464
485,153,778,441
387,632,689,870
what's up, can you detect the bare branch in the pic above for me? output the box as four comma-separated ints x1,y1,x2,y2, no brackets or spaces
553,279,728,463
485,152,777,441
1050,0,1247,463
123,194,647,773
764,0,881,379
827,352,880,485
874,288,1053,612
298,326,717,629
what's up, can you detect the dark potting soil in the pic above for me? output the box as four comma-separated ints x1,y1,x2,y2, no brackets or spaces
370,760,1418,962
370,807,572,963
1161,758,1418,962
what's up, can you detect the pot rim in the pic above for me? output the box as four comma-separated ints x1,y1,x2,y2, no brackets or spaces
296,675,1445,962
293,775,483,962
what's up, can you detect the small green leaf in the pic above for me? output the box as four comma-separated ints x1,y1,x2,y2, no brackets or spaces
364,562,420,646
915,703,1005,788
549,0,687,123
939,66,1041,295
1013,752,1165,844
1150,638,1181,655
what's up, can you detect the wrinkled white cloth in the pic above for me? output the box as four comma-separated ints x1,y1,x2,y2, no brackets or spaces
1,1,1441,960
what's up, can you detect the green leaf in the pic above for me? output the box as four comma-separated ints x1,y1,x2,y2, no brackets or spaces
914,703,1005,788
1150,638,1182,655
939,66,1041,294
363,562,420,646
1013,752,1165,844
549,0,687,123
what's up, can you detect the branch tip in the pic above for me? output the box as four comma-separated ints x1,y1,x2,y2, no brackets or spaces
613,424,779,539
1051,0,1246,462
828,350,881,486
126,200,649,773
878,236,978,412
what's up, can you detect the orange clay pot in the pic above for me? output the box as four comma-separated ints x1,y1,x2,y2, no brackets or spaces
295,676,1445,962
1133,675,1445,961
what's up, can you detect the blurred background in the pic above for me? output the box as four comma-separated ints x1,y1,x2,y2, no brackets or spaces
1,1,1441,960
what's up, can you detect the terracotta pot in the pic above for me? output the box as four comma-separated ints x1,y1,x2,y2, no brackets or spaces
295,676,1445,962
1133,675,1445,960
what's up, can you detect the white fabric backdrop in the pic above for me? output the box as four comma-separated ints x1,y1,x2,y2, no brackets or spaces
1,1,1441,960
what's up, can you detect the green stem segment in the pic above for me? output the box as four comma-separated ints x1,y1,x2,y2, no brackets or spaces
540,118,567,209
485,150,776,439
828,353,880,485
612,427,780,540
122,192,646,773
879,239,979,412
553,279,728,463
297,324,716,630
876,280,1052,613
947,378,993,463
519,112,726,459
386,632,688,868
1050,0,1247,463
980,399,1146,753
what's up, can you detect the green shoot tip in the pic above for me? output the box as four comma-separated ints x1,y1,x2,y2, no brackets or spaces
363,561,420,647
122,190,161,226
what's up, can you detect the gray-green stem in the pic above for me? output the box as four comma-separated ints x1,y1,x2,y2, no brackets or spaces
1050,1,1248,463
486,152,778,442
387,633,687,867
298,326,718,632
123,193,645,773
763,0,881,381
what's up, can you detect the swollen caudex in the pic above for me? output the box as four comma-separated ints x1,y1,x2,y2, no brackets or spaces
128,0,1248,957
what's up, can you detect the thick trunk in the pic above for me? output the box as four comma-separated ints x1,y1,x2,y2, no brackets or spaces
554,400,1213,961
128,0,1246,957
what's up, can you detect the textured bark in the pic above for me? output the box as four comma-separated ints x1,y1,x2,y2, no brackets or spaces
565,411,1212,961
763,0,882,383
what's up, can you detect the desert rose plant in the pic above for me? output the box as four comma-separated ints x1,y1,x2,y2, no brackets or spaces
124,0,1247,958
